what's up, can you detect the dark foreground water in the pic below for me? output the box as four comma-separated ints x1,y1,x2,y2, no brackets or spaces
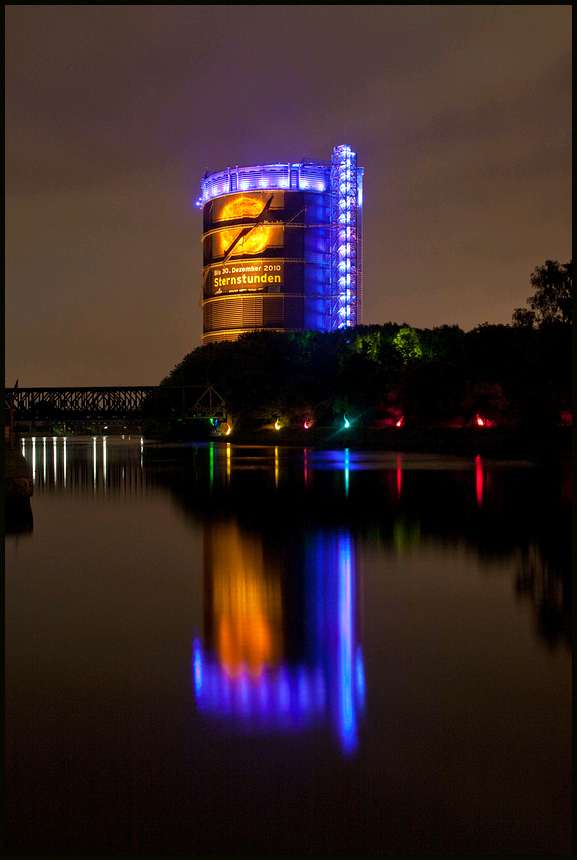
5,437,571,854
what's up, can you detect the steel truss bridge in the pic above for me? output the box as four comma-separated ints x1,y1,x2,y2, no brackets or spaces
4,386,227,422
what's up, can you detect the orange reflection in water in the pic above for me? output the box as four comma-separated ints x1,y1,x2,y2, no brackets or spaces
207,522,282,678
220,196,272,256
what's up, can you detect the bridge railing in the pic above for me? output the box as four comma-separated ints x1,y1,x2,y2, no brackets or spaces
4,386,227,421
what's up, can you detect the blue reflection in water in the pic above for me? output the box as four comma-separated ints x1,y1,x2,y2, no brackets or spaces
192,528,364,754
337,533,355,753
308,530,363,755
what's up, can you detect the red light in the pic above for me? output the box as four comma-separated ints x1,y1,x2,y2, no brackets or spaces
304,418,310,429
475,455,483,507
396,416,404,427
476,415,485,426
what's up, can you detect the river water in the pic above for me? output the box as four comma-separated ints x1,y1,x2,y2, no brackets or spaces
5,437,571,854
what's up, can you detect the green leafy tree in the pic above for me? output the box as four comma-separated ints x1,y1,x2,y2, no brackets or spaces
393,327,424,362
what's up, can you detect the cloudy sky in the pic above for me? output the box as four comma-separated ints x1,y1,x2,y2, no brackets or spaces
5,5,572,386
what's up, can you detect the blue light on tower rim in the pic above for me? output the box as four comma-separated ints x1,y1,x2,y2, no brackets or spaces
197,161,332,206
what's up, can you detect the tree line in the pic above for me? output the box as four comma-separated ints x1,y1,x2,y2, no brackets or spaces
160,260,571,430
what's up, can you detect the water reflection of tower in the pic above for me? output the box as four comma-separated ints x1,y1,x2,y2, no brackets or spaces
202,521,284,681
194,519,365,754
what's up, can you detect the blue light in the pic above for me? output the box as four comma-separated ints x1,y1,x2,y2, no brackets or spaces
201,160,330,203
278,666,291,714
330,144,359,329
356,646,366,709
337,533,356,754
238,674,250,716
193,638,203,698
297,667,310,710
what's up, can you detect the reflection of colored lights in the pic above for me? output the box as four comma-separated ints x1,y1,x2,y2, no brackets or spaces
475,455,483,507
193,638,203,695
355,647,365,711
210,522,282,678
194,527,364,752
193,653,327,730
219,196,271,256
275,447,279,487
393,519,421,553
337,532,356,754
397,455,402,497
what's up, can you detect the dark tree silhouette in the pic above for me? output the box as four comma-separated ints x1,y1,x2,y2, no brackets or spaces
513,260,572,327
158,315,570,432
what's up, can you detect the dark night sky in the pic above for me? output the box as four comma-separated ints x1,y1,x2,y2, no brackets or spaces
5,5,572,386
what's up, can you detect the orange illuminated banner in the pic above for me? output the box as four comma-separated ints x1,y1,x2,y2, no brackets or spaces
211,224,284,260
209,260,284,296
210,190,285,224
206,191,286,260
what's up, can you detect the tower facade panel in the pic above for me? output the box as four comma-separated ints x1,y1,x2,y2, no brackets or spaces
199,145,362,344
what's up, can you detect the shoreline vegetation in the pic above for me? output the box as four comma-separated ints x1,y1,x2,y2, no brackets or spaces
158,296,571,465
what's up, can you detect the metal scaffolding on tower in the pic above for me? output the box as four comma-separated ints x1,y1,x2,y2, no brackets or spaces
330,145,358,330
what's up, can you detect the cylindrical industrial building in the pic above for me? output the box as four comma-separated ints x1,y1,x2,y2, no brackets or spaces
199,144,363,344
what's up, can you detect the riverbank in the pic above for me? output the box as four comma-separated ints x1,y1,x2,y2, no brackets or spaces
231,426,571,460
10,426,570,462
5,441,34,500
147,423,571,462
5,440,34,532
